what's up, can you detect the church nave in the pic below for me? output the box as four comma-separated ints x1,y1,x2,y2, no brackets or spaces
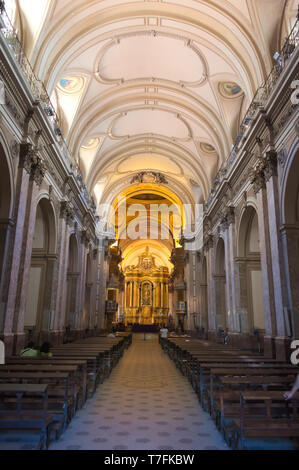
50,334,228,451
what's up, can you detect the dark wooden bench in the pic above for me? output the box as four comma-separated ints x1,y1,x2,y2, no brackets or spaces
232,391,299,450
0,383,53,449
0,371,74,436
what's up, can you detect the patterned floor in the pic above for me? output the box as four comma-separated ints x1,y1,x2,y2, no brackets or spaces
50,333,229,450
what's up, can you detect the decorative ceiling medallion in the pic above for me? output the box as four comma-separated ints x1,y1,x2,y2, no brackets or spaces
200,142,216,153
81,138,101,150
130,171,168,184
95,32,208,88
57,76,85,94
219,82,242,98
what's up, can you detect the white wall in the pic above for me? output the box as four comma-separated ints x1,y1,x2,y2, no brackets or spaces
250,270,265,330
24,266,42,327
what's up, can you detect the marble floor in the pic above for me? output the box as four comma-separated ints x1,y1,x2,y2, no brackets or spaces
49,333,229,451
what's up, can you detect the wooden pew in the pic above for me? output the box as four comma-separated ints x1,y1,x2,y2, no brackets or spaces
0,371,74,437
208,367,299,414
214,376,296,443
0,383,53,450
232,391,299,450
5,359,88,406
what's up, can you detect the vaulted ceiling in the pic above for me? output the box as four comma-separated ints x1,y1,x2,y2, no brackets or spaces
10,0,298,206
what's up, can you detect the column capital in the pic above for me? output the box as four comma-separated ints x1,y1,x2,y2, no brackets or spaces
30,156,46,186
203,233,214,251
19,143,46,186
81,229,91,247
250,159,266,193
263,150,278,182
220,205,235,230
19,143,35,174
60,201,75,225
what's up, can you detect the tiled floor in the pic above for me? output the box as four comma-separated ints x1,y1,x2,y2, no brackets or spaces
49,333,229,450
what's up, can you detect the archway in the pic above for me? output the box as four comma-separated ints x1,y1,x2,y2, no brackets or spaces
0,142,13,332
214,238,227,332
281,148,299,337
237,206,265,334
24,198,56,342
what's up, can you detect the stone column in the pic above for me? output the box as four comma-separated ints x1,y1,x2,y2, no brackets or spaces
222,228,233,332
264,151,290,359
252,158,277,357
198,260,208,336
204,235,216,340
76,231,89,334
0,218,14,332
89,249,98,330
1,144,37,353
5,145,46,354
54,203,75,338
96,241,109,330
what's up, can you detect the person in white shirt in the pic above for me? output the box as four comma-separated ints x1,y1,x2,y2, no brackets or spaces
284,374,299,400
159,325,168,339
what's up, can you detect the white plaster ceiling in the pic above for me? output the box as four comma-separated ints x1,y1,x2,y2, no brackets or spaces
18,0,289,205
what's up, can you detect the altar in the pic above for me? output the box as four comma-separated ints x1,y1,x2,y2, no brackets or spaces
123,247,169,326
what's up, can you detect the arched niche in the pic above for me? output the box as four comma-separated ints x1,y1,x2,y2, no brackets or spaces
281,147,299,337
214,237,227,331
0,142,13,291
0,141,13,332
237,206,265,333
24,198,57,339
65,233,79,329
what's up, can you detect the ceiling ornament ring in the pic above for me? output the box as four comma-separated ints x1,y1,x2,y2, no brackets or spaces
218,81,243,99
94,30,208,88
57,75,85,94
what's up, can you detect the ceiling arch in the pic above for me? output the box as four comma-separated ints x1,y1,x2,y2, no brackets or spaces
12,0,284,207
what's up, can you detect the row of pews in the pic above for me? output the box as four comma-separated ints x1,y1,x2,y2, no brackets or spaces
160,336,299,450
0,333,132,449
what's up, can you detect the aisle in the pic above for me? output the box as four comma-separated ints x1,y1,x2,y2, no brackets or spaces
51,334,228,450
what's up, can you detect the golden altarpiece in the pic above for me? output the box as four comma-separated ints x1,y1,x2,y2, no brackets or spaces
124,247,169,325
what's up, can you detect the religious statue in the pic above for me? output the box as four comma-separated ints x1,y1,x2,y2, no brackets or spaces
142,283,152,306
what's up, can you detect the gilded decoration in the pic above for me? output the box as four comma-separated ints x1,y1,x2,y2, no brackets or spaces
123,247,169,326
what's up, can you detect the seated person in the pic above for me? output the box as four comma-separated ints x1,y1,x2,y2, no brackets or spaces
107,332,115,338
159,325,168,339
39,341,53,357
284,374,299,400
20,341,38,357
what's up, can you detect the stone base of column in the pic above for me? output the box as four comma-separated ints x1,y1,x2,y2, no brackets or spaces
0,333,15,357
185,329,208,340
207,330,217,342
227,332,263,352
275,336,292,361
263,335,276,358
13,332,26,355
38,330,64,346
